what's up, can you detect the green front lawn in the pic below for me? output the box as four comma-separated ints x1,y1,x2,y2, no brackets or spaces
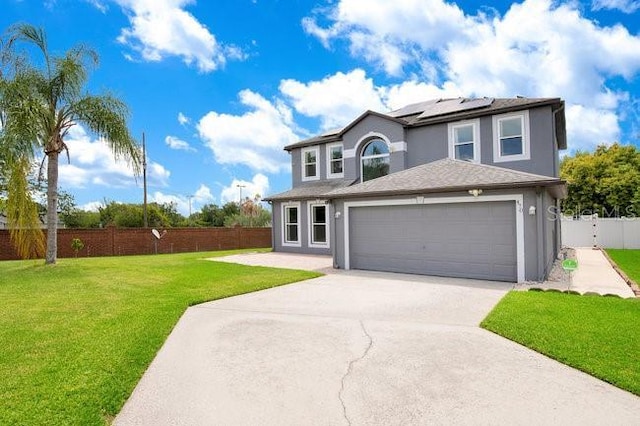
481,291,640,395
606,249,640,283
0,250,319,425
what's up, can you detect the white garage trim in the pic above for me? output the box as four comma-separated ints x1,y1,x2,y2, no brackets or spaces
343,194,525,283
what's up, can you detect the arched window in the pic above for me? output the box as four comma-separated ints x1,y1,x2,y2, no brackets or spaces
361,139,390,182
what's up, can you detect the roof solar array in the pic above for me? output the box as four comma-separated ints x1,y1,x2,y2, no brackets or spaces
387,99,441,118
416,98,494,120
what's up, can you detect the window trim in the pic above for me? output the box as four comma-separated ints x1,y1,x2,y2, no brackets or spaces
448,119,480,163
281,202,301,247
301,146,320,181
360,139,390,183
326,143,344,179
492,110,530,162
308,202,329,248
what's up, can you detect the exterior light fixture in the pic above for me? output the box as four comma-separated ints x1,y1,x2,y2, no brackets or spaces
468,189,483,197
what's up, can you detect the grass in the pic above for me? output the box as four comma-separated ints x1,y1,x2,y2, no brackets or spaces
0,250,320,425
481,291,640,396
606,249,640,283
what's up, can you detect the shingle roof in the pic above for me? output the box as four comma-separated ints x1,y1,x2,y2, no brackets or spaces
283,97,566,151
325,158,565,199
263,178,355,202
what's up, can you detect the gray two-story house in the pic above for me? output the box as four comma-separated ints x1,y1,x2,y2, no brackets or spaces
265,97,567,283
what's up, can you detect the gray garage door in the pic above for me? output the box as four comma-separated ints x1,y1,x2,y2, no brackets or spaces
349,202,517,281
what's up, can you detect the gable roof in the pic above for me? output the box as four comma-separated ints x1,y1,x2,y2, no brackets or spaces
284,110,407,151
325,158,565,199
284,97,566,151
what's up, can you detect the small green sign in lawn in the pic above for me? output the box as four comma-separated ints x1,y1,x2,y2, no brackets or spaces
562,259,578,271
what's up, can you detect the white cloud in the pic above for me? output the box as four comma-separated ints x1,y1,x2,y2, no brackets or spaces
114,0,241,72
197,90,298,172
193,184,215,204
303,0,470,75
220,174,269,204
280,69,386,130
150,192,190,215
277,69,462,128
303,0,640,149
565,105,620,152
79,201,105,212
165,135,195,151
59,125,170,189
178,112,190,125
592,0,640,13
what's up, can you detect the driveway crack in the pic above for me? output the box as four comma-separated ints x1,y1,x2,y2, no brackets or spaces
339,320,373,426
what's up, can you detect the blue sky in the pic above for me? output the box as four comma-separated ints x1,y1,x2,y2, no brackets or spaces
2,0,640,215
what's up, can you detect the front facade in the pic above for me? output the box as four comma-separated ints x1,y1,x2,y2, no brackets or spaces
265,97,567,282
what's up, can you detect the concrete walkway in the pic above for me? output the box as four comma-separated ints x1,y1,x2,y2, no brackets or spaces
115,271,640,425
571,248,635,298
212,252,334,272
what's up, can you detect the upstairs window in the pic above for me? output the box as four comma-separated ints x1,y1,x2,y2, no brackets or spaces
282,203,300,246
326,143,344,178
448,119,480,163
493,111,530,162
361,139,389,182
302,147,319,181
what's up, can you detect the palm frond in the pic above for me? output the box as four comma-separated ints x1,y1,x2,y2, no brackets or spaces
5,23,50,76
71,94,142,174
6,157,45,259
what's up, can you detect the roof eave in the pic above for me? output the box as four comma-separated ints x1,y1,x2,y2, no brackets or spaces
327,180,565,200
283,110,408,151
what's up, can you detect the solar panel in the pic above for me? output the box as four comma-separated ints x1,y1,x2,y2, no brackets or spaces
387,99,441,118
416,98,494,120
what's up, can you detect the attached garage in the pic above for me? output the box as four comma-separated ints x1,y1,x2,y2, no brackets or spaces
347,201,518,282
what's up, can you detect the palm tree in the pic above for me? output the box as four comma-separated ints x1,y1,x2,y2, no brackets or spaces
0,24,141,264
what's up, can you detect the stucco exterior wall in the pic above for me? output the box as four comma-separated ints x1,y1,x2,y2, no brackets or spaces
271,200,332,255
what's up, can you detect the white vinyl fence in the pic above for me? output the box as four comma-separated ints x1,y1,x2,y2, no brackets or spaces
562,217,640,249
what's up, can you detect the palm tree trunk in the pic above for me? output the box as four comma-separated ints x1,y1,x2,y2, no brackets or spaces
45,151,59,264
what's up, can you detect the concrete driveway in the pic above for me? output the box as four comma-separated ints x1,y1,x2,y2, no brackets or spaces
115,270,640,425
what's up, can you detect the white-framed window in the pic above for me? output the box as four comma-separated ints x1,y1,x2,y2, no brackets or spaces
448,119,480,163
492,110,530,162
301,147,320,181
360,139,390,182
326,143,344,179
282,202,301,247
308,203,329,247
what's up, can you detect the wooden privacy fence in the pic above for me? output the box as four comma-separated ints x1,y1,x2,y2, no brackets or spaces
561,217,640,249
0,226,272,260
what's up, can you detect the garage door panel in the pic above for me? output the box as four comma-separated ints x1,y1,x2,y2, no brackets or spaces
349,202,517,282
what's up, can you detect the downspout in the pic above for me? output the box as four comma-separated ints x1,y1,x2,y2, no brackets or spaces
330,199,339,269
536,187,545,281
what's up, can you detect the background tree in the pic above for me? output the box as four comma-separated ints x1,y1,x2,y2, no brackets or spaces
194,202,240,227
224,196,272,227
0,24,141,263
96,201,184,228
560,143,640,217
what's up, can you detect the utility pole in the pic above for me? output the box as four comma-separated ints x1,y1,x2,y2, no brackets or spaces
187,195,194,226
142,132,148,228
236,184,246,207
